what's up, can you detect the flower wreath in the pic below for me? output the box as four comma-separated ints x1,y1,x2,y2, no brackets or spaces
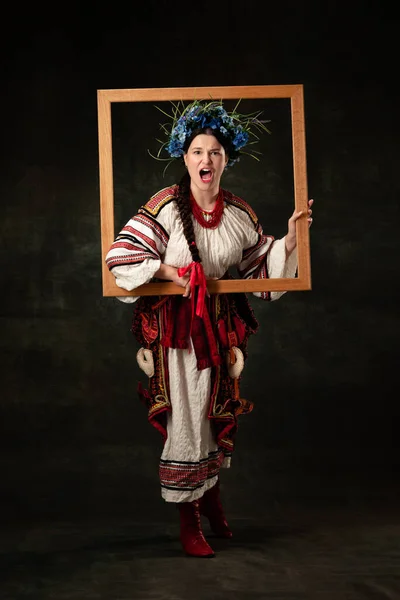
149,99,270,173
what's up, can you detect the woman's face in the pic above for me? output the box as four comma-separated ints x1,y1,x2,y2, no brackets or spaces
184,133,228,195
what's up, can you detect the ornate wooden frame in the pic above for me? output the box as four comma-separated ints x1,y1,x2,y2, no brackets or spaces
97,84,311,296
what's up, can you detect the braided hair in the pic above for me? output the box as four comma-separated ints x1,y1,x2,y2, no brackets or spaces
175,170,201,263
174,127,230,264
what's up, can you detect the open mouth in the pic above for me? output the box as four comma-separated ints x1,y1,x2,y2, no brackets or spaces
200,169,213,183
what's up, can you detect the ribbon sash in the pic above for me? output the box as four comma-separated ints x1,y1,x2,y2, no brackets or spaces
177,261,207,318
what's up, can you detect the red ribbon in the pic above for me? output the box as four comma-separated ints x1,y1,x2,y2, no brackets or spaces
177,261,207,318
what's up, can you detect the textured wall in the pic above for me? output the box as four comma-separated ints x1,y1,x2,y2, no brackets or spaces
1,5,398,522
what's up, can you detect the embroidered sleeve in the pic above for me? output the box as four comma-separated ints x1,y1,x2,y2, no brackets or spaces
230,193,298,301
105,187,175,302
237,221,275,301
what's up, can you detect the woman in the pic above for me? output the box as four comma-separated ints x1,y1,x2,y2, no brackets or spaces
105,100,313,558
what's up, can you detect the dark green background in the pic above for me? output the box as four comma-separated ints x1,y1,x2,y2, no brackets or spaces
1,3,398,525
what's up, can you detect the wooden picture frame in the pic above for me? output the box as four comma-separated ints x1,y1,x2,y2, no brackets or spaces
97,84,311,296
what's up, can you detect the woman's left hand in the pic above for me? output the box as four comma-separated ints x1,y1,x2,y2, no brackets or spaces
285,199,314,254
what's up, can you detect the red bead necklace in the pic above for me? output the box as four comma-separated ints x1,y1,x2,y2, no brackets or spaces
190,189,224,229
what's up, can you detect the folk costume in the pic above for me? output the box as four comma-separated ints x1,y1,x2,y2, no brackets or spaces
105,99,298,557
106,185,297,495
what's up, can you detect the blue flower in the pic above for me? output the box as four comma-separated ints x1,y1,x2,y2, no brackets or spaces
208,118,219,129
166,138,183,157
232,130,249,149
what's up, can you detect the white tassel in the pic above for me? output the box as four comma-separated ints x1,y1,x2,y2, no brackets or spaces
136,347,154,378
226,346,244,379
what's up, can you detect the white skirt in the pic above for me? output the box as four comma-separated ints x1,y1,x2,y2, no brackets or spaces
159,346,231,503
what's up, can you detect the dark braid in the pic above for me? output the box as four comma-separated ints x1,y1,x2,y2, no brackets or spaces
175,171,202,263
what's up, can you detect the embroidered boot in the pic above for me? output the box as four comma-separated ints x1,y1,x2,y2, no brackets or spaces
178,500,215,558
199,480,233,538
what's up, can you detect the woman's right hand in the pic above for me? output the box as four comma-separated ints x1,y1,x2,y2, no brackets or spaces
155,263,191,296
180,274,217,299
155,263,215,299
173,270,191,297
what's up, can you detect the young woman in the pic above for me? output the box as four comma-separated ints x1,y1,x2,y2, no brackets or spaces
105,101,313,558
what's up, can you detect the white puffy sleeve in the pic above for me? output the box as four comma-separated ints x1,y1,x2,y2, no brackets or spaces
236,207,298,302
105,192,175,304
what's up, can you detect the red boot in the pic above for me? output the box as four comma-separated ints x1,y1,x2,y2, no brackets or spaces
199,480,232,538
178,500,215,558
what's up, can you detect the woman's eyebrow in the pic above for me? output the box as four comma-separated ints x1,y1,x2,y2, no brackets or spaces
191,146,221,151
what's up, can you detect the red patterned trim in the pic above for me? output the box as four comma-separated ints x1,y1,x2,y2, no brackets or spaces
141,185,177,217
110,241,142,251
134,299,172,442
119,223,159,254
106,211,170,270
106,253,154,268
159,449,228,491
207,293,258,450
134,213,169,247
